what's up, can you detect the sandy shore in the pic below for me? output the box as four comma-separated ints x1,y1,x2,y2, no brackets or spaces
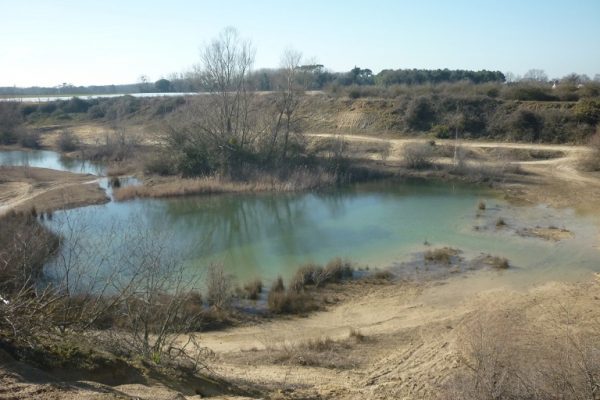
0,166,109,214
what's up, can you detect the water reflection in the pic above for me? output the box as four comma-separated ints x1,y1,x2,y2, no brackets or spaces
43,179,600,284
0,150,104,175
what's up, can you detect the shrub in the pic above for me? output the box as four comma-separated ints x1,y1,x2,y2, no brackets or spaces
0,211,60,293
61,97,91,114
509,109,544,142
496,217,507,228
402,142,435,169
478,201,486,210
289,263,321,292
57,130,79,152
271,276,285,293
319,257,353,286
0,102,23,145
406,96,437,131
18,130,42,148
144,153,177,175
580,129,600,171
424,247,460,265
205,263,233,309
267,290,318,315
242,279,263,300
573,99,600,125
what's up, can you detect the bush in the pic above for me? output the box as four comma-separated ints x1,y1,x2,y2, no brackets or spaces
320,258,353,285
580,129,600,171
0,211,60,293
502,83,558,101
267,290,318,315
402,142,435,169
406,96,437,131
573,99,600,125
289,263,321,292
57,130,79,152
61,97,91,114
205,263,233,309
143,153,177,175
18,130,41,149
0,102,23,145
424,247,460,265
241,279,263,300
271,276,285,293
509,109,544,142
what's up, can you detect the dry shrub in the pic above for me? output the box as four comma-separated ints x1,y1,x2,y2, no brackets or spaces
241,279,263,300
483,255,510,269
0,211,59,292
424,247,460,265
289,263,321,292
205,263,233,310
580,129,600,171
402,142,435,169
84,129,140,162
18,130,42,149
57,130,79,152
321,257,353,284
270,276,285,293
267,290,319,315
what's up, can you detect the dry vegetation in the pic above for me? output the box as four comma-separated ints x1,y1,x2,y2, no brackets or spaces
442,287,600,400
113,168,337,201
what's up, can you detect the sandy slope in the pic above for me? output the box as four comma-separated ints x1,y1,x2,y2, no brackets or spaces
201,273,600,399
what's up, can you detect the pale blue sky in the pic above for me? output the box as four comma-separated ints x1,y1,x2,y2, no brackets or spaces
1,0,599,87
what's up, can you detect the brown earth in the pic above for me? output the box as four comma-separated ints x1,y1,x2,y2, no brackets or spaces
0,166,108,214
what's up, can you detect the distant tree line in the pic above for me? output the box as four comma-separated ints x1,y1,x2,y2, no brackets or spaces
3,66,599,97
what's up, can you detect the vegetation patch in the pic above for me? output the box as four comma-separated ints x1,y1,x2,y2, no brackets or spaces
424,247,461,265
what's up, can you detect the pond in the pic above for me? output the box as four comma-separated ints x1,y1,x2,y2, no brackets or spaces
2,149,599,286
0,149,104,175
45,179,600,286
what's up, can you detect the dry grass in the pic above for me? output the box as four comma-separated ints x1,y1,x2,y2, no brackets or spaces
442,286,600,400
113,170,337,201
242,331,370,369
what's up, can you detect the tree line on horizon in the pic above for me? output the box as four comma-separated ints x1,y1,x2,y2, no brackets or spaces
3,65,598,97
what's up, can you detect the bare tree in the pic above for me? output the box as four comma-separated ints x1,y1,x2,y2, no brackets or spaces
272,48,304,162
199,27,255,152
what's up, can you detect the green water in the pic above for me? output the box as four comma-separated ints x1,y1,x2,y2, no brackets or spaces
46,179,600,284
0,149,104,175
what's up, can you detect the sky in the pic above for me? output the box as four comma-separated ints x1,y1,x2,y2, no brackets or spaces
1,0,599,87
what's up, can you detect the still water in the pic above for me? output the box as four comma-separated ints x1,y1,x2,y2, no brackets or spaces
2,149,599,285
47,180,600,284
0,149,104,175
